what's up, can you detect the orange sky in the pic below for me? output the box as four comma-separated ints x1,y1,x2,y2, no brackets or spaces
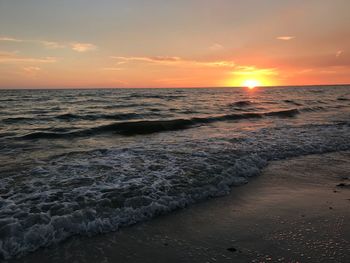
0,0,349,88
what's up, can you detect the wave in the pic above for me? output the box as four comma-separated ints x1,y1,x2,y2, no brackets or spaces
102,102,164,109
229,100,253,107
21,109,300,139
1,122,350,259
55,112,141,121
283,99,303,106
300,106,326,112
337,97,349,101
0,132,17,138
1,117,34,124
264,108,300,117
127,93,186,100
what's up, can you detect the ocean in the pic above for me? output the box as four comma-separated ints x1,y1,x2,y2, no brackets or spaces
0,86,349,259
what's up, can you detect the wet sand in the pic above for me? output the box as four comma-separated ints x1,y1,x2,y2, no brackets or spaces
10,151,350,263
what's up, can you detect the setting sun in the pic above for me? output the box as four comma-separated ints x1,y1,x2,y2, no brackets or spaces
242,79,261,89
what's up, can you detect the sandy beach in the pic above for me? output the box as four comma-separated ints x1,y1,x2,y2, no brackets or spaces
8,151,350,263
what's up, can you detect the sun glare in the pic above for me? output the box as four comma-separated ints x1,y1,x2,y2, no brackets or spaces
243,79,261,89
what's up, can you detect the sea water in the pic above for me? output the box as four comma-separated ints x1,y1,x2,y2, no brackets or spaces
0,86,349,259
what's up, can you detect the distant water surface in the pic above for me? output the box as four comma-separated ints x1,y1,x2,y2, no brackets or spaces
0,86,350,259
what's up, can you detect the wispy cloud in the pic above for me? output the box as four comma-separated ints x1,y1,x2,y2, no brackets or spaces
209,43,224,51
0,36,62,48
336,50,343,57
0,36,97,52
40,41,65,49
111,56,235,68
156,77,193,84
276,36,295,41
101,67,124,71
0,51,19,56
22,66,41,76
23,66,41,72
231,66,278,76
70,42,97,52
0,36,23,42
200,61,235,67
112,56,181,63
0,51,57,64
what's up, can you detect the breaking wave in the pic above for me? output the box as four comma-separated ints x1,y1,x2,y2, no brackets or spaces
1,122,350,259
20,109,300,139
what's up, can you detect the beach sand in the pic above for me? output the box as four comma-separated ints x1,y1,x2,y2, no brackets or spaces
10,151,350,263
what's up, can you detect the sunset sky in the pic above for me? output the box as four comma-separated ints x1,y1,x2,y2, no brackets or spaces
0,0,349,88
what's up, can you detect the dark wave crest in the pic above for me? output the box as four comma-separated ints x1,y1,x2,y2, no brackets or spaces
229,100,253,107
264,108,300,117
2,117,33,124
21,109,300,139
300,106,326,112
283,99,303,106
55,112,141,121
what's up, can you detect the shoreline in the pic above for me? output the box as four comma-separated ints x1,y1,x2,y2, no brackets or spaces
9,151,350,263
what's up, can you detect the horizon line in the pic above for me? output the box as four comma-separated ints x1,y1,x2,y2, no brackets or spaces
0,83,349,90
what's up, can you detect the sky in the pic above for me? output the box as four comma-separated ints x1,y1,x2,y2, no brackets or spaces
0,0,349,88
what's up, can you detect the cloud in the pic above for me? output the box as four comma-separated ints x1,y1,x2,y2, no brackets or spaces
336,50,343,57
111,56,181,63
0,51,19,56
101,67,124,71
156,77,193,83
279,51,350,69
200,61,235,67
0,36,23,42
23,66,41,72
40,41,65,49
111,56,235,68
22,66,41,76
0,51,57,64
231,66,278,76
0,36,62,48
209,43,224,51
0,36,97,52
276,36,295,41
149,56,182,62
70,43,97,52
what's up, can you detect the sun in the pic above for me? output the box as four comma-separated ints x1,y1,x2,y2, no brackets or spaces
242,79,261,89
